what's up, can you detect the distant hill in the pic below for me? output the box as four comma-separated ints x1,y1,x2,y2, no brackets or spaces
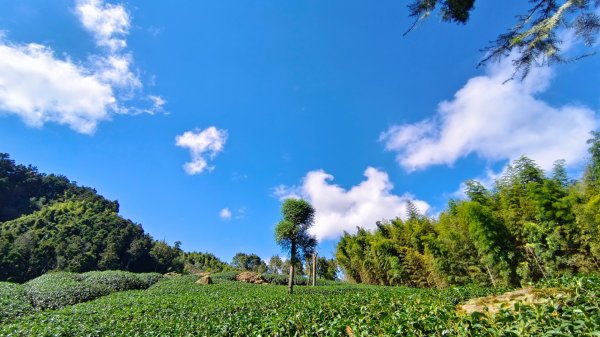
0,153,183,282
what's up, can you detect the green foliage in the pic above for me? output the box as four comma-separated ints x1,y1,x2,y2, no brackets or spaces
24,272,111,310
78,271,163,292
336,216,438,287
1,274,597,336
261,273,309,286
407,1,600,80
316,257,339,281
0,153,184,282
0,153,103,223
0,282,32,323
21,271,163,310
210,271,237,283
336,134,600,288
150,240,183,274
231,252,267,273
267,255,285,274
275,198,317,293
183,251,230,274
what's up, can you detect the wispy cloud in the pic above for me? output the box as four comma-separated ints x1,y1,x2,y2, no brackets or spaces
380,58,598,172
175,127,228,175
76,0,130,52
274,167,429,241
0,0,164,134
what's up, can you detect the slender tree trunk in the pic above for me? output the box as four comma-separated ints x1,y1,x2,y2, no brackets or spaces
288,262,295,294
306,259,312,285
485,265,497,288
312,253,317,286
288,245,295,294
528,246,547,279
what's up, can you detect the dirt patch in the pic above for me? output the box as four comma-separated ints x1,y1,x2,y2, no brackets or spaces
235,272,266,284
458,287,571,315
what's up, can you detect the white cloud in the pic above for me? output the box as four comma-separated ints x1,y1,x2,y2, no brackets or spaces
0,42,114,134
175,127,228,174
0,0,159,134
274,167,430,241
219,208,232,220
76,0,141,95
380,58,598,171
92,54,140,92
148,95,166,112
75,0,130,52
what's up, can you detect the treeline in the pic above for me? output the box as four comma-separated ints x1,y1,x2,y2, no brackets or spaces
0,154,336,282
228,252,338,280
336,132,600,288
0,154,185,282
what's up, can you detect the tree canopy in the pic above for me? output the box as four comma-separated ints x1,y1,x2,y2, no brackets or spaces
407,0,600,79
275,199,318,293
336,131,600,288
0,153,184,282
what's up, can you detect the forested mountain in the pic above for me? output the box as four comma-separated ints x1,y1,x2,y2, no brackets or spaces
0,154,184,282
336,132,600,288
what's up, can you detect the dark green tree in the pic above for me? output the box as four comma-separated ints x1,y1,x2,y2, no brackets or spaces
316,257,339,281
267,255,285,275
275,199,317,294
231,253,267,273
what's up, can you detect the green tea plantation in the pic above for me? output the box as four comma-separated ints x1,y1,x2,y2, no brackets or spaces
1,272,599,336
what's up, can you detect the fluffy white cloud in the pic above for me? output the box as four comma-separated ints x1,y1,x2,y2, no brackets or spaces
219,208,232,220
0,0,158,134
175,127,228,175
274,167,430,241
0,42,114,134
76,0,130,52
380,59,598,171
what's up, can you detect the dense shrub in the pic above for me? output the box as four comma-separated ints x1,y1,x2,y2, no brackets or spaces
24,272,110,309
136,273,164,288
210,271,237,283
0,282,33,323
80,271,145,291
262,273,308,285
23,271,164,310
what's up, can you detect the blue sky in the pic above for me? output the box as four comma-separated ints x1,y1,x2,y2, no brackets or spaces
0,1,599,262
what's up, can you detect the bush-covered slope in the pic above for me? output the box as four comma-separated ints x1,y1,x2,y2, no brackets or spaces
0,153,183,282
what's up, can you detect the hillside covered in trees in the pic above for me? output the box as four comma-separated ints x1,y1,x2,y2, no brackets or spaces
336,132,600,288
0,153,186,282
0,155,335,283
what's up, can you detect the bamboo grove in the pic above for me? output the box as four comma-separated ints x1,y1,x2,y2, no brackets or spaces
336,131,600,288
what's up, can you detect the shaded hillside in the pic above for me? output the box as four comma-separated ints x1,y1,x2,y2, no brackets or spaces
0,153,95,222
0,154,182,282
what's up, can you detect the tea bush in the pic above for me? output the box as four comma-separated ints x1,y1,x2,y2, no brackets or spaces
209,271,237,283
21,271,165,310
0,282,33,323
24,272,111,309
79,271,163,292
1,275,598,336
262,273,309,285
